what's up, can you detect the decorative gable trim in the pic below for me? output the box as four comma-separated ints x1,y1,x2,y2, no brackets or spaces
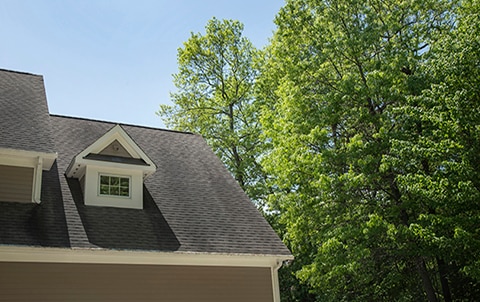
66,124,156,179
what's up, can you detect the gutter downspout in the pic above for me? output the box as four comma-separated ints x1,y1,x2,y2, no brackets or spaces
32,157,43,203
272,260,284,302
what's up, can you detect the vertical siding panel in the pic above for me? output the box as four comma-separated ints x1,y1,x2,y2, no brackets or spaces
0,165,33,203
0,262,274,302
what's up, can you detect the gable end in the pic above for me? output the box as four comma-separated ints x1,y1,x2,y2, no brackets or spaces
65,124,156,209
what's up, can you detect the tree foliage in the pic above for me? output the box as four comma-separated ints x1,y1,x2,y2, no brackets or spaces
159,2,480,301
257,0,480,300
157,18,267,201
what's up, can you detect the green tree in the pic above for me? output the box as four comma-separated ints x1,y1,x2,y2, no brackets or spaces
158,17,312,300
158,18,267,201
257,0,480,300
393,0,480,298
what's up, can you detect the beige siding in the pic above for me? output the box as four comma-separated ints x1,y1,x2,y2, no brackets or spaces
0,165,33,203
0,262,274,302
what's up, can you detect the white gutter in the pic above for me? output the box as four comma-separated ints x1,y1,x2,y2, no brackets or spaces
0,147,57,170
0,245,293,268
272,259,285,302
32,157,43,203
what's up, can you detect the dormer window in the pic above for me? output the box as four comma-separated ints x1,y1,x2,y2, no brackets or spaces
66,124,156,209
99,174,130,197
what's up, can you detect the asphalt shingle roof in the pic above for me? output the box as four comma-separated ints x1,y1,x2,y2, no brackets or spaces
0,69,291,257
0,69,55,154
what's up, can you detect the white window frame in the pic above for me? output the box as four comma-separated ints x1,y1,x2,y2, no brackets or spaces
84,165,143,209
98,173,131,198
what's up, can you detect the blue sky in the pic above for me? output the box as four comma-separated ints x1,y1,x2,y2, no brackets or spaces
0,1,283,128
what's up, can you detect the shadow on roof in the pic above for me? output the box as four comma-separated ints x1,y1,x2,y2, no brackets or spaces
0,163,70,247
67,178,180,251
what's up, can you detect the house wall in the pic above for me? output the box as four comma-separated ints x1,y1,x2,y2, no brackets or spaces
0,262,274,302
0,165,33,203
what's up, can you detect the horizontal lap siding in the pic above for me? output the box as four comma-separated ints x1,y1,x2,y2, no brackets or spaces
0,165,33,203
0,262,274,302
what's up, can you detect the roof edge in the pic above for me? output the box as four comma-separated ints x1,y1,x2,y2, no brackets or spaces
0,68,42,77
50,114,196,136
0,245,293,267
0,147,57,170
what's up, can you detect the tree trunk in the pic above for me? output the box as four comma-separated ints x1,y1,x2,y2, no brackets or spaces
416,257,438,302
437,258,452,302
228,103,244,187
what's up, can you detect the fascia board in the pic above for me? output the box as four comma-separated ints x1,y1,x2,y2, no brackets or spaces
88,128,136,156
114,126,157,170
0,246,293,268
0,148,57,170
75,125,124,158
65,154,81,178
78,158,156,173
66,125,156,176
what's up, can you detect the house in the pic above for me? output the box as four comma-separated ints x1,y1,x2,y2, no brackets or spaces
0,69,292,302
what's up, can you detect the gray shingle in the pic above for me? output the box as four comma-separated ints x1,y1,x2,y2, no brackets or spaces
0,162,70,247
0,68,291,257
0,69,55,153
51,116,291,256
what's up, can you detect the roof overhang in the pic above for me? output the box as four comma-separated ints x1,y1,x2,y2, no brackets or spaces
0,148,57,170
0,245,293,268
66,124,156,179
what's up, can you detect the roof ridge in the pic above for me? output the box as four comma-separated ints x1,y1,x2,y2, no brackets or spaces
49,114,196,136
0,68,42,77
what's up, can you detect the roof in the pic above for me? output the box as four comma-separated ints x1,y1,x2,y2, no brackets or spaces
0,69,56,154
0,69,291,257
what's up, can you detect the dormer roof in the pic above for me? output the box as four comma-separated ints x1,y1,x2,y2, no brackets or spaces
66,124,156,179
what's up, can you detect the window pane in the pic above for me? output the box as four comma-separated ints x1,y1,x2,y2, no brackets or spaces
99,174,130,197
100,185,109,195
110,186,119,195
110,177,119,186
120,178,129,187
120,187,129,196
100,176,109,185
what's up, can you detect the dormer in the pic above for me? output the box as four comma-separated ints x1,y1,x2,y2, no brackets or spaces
66,125,156,209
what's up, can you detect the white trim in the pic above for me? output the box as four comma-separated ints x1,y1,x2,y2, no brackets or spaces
0,246,293,268
84,165,143,209
0,148,57,170
71,158,156,178
32,157,43,203
0,149,57,204
272,260,284,302
98,173,131,198
66,125,156,179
